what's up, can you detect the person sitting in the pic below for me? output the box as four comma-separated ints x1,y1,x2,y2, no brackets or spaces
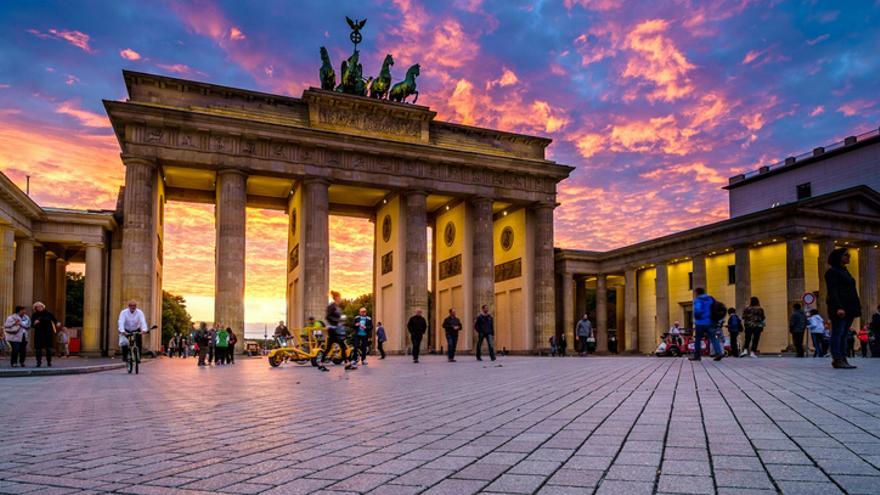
668,321,683,345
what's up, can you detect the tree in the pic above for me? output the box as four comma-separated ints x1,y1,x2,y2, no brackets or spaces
341,293,374,324
162,291,193,344
64,271,84,327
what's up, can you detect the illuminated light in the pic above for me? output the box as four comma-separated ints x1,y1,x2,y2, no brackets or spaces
802,237,807,240
445,205,450,211
772,238,777,242
502,211,508,216
382,199,387,205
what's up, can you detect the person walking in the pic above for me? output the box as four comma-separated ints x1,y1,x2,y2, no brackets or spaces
321,291,354,371
825,247,861,369
726,308,742,358
178,333,187,358
353,307,372,366
195,322,209,366
442,308,462,362
870,305,880,358
789,303,807,358
56,326,70,358
31,302,57,368
847,327,857,358
807,310,825,357
559,333,568,357
690,288,723,362
741,297,766,358
167,334,176,358
576,314,592,356
549,335,557,357
376,322,386,359
474,304,496,362
215,326,229,365
858,326,869,358
4,306,28,367
407,309,427,364
227,328,236,364
207,324,217,365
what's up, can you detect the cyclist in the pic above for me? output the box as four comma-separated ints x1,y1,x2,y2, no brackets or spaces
118,300,149,363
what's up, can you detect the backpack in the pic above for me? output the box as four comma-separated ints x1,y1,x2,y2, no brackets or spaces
710,300,727,322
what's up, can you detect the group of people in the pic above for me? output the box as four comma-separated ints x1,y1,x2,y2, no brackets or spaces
190,322,237,366
2,302,61,367
681,247,871,369
551,314,596,357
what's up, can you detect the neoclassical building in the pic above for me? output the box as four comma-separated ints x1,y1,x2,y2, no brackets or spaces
556,128,880,355
1,70,878,356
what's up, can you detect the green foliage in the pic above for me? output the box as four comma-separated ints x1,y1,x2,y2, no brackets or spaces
162,291,193,344
340,293,374,325
64,271,84,327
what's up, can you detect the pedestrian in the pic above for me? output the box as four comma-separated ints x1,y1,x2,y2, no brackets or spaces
559,333,568,357
576,314,592,356
789,303,807,358
31,302,57,368
227,328,236,364
741,297,766,358
726,308,742,358
442,308,462,362
4,306,28,367
353,307,372,366
847,327,856,358
807,310,825,357
376,322,386,359
167,334,176,358
0,316,7,359
858,325,869,358
870,305,880,358
825,247,861,369
690,288,723,361
215,326,229,365
549,335,557,356
178,333,187,358
474,304,496,361
321,291,354,371
207,324,217,364
56,325,70,358
195,322,209,366
407,308,427,363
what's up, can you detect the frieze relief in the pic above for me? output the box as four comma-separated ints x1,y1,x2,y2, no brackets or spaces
316,106,421,138
129,124,556,194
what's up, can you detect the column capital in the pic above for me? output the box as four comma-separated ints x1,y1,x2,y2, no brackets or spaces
83,242,104,249
532,201,557,210
469,196,494,206
403,189,429,198
120,154,157,168
301,177,331,186
216,168,247,178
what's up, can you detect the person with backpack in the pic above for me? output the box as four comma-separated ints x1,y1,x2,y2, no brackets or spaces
789,303,807,358
352,307,372,366
742,297,766,358
807,310,826,357
726,308,742,358
690,288,723,362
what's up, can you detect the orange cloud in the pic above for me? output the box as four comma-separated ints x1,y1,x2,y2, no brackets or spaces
120,48,141,60
229,27,246,41
27,28,94,53
55,101,111,128
741,49,763,65
622,19,694,102
156,63,201,75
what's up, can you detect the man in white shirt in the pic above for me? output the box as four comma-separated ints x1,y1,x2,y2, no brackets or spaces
118,300,148,362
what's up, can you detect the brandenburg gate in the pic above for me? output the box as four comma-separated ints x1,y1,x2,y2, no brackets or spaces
103,70,572,354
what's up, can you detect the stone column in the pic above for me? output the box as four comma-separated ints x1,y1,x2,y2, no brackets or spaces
121,157,157,350
13,238,35,310
471,197,494,350
785,237,806,351
0,226,14,318
214,169,247,348
817,238,835,318
624,268,639,353
55,257,68,325
655,262,669,339
561,274,574,346
44,252,57,314
692,254,707,292
81,244,103,355
859,244,878,322
533,203,556,351
404,192,428,349
32,246,45,305
734,246,751,312
575,276,587,321
596,273,608,353
302,179,329,324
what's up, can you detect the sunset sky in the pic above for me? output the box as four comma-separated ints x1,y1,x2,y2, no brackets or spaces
1,0,879,331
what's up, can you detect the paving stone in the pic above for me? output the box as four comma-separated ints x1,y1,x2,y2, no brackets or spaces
830,474,880,495
483,473,546,494
421,478,487,495
766,463,828,481
508,460,561,475
774,481,844,494
605,464,657,481
452,463,509,481
657,474,715,495
594,480,654,495
388,468,454,487
545,468,602,487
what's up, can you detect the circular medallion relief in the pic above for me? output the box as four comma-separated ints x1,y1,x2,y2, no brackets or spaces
382,215,392,243
290,208,297,237
500,226,514,252
443,221,456,247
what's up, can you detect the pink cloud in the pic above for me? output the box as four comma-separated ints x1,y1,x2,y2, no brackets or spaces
120,48,141,60
564,0,622,11
229,27,246,41
621,19,694,102
65,74,79,86
806,34,830,45
809,105,825,117
55,101,110,128
156,63,204,76
741,49,763,65
837,99,877,117
27,28,94,53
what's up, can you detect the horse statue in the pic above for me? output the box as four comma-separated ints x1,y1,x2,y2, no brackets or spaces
336,50,368,96
369,54,394,99
389,63,420,103
319,47,336,91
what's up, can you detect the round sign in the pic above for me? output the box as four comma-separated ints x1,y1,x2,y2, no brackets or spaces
500,226,514,251
443,222,456,247
802,292,816,305
382,215,392,243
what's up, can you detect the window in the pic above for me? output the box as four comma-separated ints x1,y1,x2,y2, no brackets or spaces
796,182,812,200
687,272,693,290
727,265,736,285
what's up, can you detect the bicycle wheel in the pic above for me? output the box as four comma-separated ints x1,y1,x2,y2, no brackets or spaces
134,347,140,374
127,352,133,373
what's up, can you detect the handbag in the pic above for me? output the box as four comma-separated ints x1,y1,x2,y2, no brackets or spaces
586,336,596,343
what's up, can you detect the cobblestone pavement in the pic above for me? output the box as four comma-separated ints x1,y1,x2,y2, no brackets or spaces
1,355,879,495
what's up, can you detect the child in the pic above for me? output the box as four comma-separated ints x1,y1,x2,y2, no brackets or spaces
807,309,825,358
858,326,869,358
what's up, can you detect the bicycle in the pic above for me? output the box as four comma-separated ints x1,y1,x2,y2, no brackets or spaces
125,325,157,374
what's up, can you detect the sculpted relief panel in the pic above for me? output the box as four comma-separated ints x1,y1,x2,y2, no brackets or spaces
316,106,421,139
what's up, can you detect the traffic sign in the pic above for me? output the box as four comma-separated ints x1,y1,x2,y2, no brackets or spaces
803,292,816,305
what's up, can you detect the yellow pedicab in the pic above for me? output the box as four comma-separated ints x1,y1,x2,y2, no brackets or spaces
267,327,326,367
